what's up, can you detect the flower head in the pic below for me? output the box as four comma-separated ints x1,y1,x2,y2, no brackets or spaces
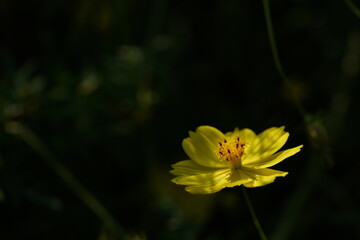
170,126,303,194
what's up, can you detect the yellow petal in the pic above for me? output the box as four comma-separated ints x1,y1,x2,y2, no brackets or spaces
182,126,227,168
171,161,255,194
244,145,303,169
185,185,224,194
174,168,256,194
195,125,226,150
225,169,256,188
242,168,288,188
225,128,257,143
243,126,289,164
172,168,231,194
172,168,230,185
235,128,257,143
170,160,221,176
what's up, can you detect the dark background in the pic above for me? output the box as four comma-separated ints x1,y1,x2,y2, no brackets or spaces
1,0,359,239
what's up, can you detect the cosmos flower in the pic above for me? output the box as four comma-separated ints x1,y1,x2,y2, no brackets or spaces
171,126,303,194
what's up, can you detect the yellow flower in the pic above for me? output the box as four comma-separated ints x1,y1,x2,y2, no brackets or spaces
170,126,303,194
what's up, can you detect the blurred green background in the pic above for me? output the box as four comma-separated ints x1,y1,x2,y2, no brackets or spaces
1,0,360,239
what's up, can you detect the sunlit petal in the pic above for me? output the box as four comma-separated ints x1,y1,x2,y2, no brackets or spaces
172,168,230,185
196,126,226,149
243,126,289,164
226,128,257,142
170,160,222,176
173,168,231,194
225,169,256,188
244,145,303,169
183,137,227,168
243,168,288,188
236,128,257,143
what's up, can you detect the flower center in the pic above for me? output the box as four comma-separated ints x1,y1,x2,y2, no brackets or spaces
216,137,246,167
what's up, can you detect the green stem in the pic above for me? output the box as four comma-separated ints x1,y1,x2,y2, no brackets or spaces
5,121,124,237
242,187,268,240
262,0,307,117
344,0,360,19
